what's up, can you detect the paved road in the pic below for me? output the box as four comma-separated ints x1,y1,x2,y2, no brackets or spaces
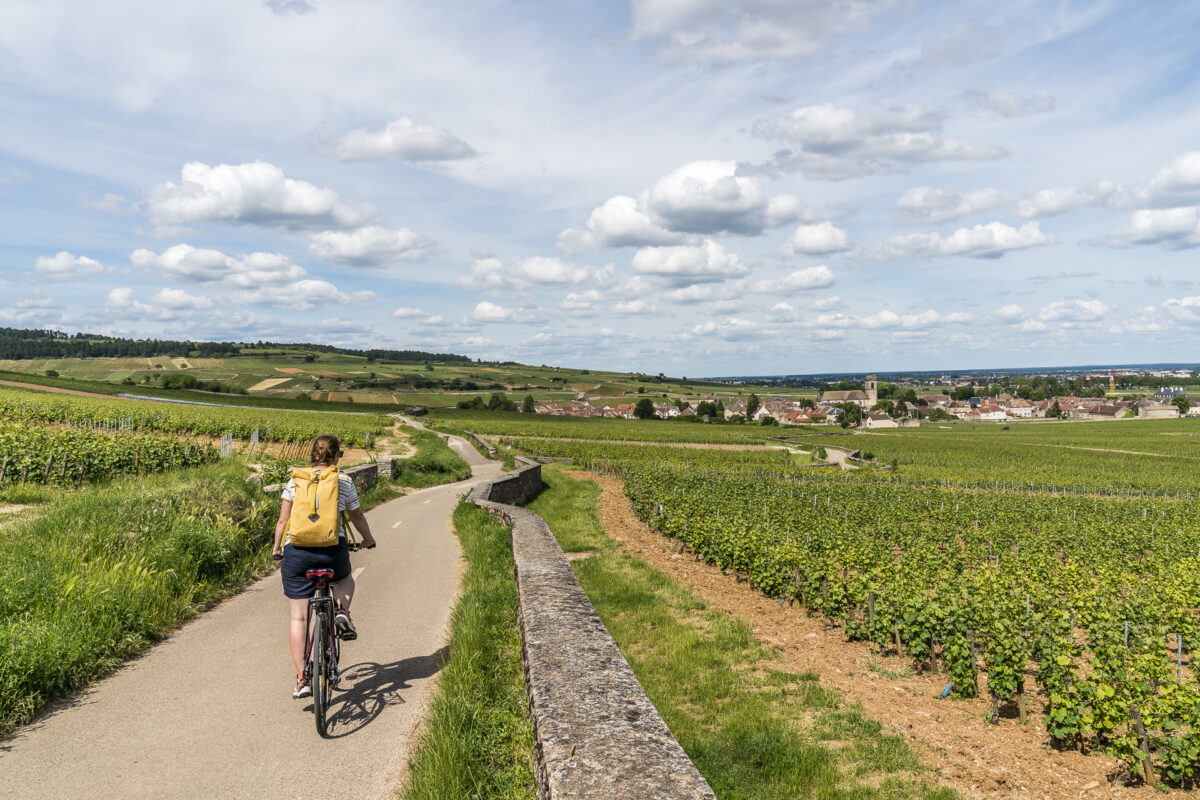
1,436,499,800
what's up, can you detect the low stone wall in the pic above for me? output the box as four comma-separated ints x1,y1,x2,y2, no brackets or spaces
464,431,497,457
483,457,544,505
471,465,715,800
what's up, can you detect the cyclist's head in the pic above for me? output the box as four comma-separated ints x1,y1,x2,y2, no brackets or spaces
310,434,343,466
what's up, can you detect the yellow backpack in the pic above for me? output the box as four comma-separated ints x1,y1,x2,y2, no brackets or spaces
286,466,341,547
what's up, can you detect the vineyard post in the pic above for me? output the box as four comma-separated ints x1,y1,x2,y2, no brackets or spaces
1130,705,1157,785
43,456,53,479
0,459,7,483
60,458,67,479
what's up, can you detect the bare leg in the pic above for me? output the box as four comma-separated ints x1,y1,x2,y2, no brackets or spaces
289,598,308,678
331,574,355,612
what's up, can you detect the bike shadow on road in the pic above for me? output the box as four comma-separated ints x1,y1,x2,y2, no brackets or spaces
317,645,450,738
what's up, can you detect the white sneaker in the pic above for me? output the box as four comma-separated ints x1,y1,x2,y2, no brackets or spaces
293,677,312,698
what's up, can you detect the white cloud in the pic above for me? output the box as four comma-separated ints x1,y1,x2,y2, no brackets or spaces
879,221,1053,259
146,161,376,230
131,244,308,287
810,295,843,311
1139,152,1200,208
35,251,104,279
1108,207,1200,249
151,288,213,309
1161,296,1200,323
557,195,683,252
896,186,1008,223
308,226,434,266
781,221,850,254
560,161,805,250
264,0,315,15
1016,181,1126,218
631,240,746,284
391,307,443,325
560,289,604,312
965,90,1055,117
614,299,655,314
469,300,538,323
629,0,887,62
753,103,1005,180
922,23,1003,65
232,279,375,311
461,255,592,291
644,160,803,235
996,304,1024,321
1037,299,1110,323
319,116,477,162
749,264,835,293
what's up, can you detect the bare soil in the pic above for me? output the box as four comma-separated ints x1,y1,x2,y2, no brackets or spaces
570,470,1190,800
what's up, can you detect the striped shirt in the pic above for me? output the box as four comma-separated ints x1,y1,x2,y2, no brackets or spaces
281,470,360,544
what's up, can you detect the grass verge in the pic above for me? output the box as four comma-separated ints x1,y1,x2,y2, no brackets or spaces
0,461,277,735
401,500,536,800
524,464,959,800
392,429,472,488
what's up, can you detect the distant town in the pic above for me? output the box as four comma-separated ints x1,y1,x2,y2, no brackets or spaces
529,370,1200,426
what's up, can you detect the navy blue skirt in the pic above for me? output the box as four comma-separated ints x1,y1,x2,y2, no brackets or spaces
281,540,352,599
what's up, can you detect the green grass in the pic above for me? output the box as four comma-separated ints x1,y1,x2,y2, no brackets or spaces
401,501,536,800
391,429,473,488
523,465,959,800
0,461,278,734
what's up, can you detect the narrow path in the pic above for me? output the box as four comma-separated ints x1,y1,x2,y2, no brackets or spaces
0,439,501,800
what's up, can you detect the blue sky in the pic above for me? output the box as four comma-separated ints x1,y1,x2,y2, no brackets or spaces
3,1,1200,376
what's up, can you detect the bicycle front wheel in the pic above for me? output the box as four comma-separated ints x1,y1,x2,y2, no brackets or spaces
311,614,327,737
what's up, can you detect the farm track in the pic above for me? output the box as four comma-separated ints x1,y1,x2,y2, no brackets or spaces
574,470,1191,800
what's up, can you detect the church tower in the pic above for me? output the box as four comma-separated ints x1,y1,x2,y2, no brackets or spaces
865,375,878,405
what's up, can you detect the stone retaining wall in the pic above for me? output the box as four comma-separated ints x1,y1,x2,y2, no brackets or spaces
464,431,497,457
471,464,715,800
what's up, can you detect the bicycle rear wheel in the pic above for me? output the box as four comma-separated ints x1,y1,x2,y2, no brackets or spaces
311,614,327,737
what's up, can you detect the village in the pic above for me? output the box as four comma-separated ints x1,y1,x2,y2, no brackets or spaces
531,375,1200,427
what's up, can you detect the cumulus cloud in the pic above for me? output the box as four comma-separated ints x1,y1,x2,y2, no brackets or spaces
878,221,1053,259
559,160,805,251
131,244,308,287
1037,299,1110,323
308,226,434,265
996,304,1024,321
965,90,1056,117
151,288,214,310
557,195,683,252
781,221,850,254
810,295,843,311
896,186,1008,223
319,117,477,162
470,300,536,323
688,316,764,341
752,103,1005,180
1017,181,1126,218
1139,152,1200,208
460,255,593,291
629,0,887,62
35,251,104,279
1161,296,1200,323
614,299,655,315
631,240,747,284
1108,207,1200,249
749,265,835,293
232,279,376,311
146,161,376,230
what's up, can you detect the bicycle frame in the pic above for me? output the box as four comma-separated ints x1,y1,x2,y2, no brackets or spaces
304,575,341,736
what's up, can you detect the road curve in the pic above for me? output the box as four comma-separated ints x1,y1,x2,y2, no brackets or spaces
1,441,502,800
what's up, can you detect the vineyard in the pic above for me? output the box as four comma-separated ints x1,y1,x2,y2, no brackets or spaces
0,387,389,446
486,423,1200,787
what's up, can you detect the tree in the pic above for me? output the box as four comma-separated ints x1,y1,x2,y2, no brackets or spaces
928,407,954,421
746,393,761,418
522,394,535,413
871,399,895,416
1046,400,1064,418
797,397,815,410
634,398,657,419
44,369,58,377
838,402,863,428
1173,394,1190,415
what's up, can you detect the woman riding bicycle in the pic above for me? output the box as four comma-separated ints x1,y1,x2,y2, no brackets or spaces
273,434,377,698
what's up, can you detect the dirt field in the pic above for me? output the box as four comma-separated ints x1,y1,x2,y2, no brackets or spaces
247,377,291,392
0,380,116,399
571,470,1190,800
